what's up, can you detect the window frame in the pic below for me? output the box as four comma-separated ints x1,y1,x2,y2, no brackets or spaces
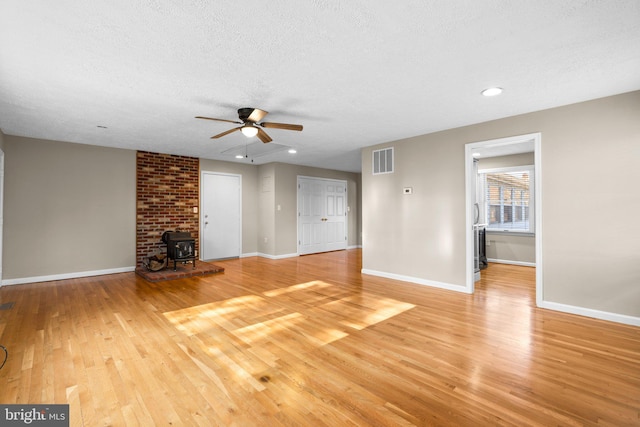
478,165,535,235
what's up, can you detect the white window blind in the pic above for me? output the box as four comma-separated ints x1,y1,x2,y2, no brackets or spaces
479,166,534,233
373,147,393,174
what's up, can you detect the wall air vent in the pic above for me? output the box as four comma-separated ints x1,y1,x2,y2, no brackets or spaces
373,147,394,175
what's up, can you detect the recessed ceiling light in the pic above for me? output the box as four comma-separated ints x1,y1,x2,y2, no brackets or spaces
481,87,503,97
288,149,297,154
235,154,244,159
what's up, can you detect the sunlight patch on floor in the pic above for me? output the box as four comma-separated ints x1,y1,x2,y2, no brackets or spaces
315,294,416,330
164,294,267,336
164,281,415,350
262,280,332,297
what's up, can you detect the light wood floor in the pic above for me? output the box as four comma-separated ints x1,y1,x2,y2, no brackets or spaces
1,249,638,426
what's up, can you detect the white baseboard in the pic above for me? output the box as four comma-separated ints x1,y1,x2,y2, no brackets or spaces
1,266,136,287
241,252,259,258
361,268,470,294
217,252,298,259
257,252,299,260
487,258,536,267
243,247,360,259
538,300,640,327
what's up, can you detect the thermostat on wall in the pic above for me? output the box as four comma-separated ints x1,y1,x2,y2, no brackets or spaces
403,187,413,194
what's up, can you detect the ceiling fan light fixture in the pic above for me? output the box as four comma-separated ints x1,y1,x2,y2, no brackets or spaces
241,124,259,138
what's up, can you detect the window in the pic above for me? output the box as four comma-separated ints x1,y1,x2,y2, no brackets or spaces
373,147,393,174
479,165,534,233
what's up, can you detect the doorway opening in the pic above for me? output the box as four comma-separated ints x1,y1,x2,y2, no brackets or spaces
465,133,542,305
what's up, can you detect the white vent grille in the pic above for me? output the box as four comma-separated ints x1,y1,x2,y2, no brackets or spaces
373,147,393,175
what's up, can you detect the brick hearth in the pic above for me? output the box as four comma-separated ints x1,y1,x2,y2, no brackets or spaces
135,260,224,282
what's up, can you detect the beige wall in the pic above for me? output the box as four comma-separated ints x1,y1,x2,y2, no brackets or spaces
478,152,533,169
362,91,640,318
257,163,277,255
200,159,260,255
478,153,536,264
486,234,536,265
3,136,136,279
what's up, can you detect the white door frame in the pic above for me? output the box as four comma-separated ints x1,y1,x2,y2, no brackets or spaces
200,171,242,260
464,133,543,304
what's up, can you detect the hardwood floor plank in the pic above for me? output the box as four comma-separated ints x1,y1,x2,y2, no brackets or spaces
1,250,639,426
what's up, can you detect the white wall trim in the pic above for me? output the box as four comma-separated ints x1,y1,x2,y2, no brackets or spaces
539,300,640,327
487,258,536,267
248,248,361,259
0,266,136,287
258,252,298,260
361,269,470,294
241,252,259,258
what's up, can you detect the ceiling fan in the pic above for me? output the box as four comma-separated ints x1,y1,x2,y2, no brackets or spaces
196,107,303,143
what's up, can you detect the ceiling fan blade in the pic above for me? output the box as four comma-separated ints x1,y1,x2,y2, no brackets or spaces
211,127,242,139
260,122,303,131
256,127,273,143
196,116,242,125
247,108,268,123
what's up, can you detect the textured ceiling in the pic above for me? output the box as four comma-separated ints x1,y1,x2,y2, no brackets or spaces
1,1,639,172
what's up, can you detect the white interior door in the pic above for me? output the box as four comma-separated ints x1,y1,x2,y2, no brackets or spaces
324,181,347,251
298,178,324,254
201,172,241,260
298,176,347,255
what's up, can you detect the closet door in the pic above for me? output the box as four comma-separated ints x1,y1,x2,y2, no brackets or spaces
298,177,347,255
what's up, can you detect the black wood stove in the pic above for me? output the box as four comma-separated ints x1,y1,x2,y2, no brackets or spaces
161,231,196,271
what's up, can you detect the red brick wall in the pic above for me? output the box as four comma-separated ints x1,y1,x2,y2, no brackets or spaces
136,151,199,267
